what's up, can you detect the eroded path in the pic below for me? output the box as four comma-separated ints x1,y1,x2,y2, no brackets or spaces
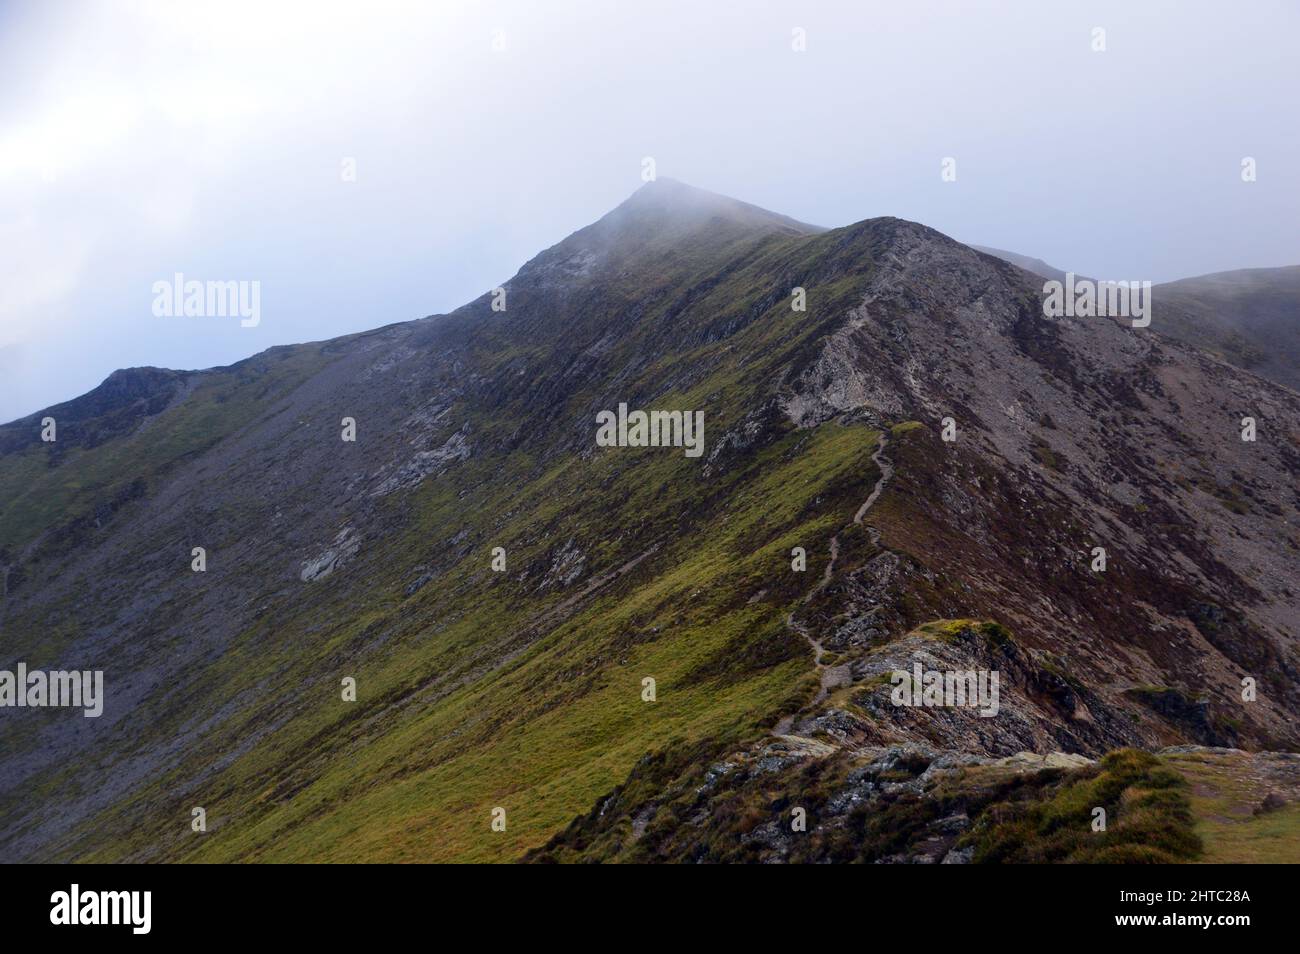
774,430,894,734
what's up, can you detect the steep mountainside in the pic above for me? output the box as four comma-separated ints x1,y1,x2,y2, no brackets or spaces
1,180,1297,863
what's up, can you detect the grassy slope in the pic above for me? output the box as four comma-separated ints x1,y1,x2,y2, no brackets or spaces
70,422,881,862
1164,749,1300,863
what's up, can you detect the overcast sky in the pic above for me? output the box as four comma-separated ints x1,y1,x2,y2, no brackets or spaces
2,0,1297,421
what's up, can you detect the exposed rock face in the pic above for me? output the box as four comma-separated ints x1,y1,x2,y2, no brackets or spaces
537,537,586,591
0,180,1295,864
300,527,361,582
371,426,472,496
525,737,1096,864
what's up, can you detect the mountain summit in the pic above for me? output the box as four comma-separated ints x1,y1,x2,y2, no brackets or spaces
2,183,1297,863
600,177,825,237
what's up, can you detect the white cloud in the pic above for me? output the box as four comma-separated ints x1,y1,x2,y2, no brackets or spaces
1,0,1297,421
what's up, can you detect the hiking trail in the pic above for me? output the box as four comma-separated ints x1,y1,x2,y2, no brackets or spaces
774,430,894,736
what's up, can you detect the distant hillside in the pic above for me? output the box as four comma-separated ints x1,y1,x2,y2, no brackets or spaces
1152,267,1300,392
975,246,1299,392
973,245,1072,284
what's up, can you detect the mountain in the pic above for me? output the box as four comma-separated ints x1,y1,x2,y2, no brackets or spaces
974,246,1300,393
2,180,1297,863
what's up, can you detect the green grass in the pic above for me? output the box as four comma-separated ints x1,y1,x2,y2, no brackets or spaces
1164,749,1300,863
967,749,1201,863
910,618,1013,647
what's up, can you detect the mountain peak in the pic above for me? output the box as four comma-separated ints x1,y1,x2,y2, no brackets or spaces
511,178,824,288
607,177,824,237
